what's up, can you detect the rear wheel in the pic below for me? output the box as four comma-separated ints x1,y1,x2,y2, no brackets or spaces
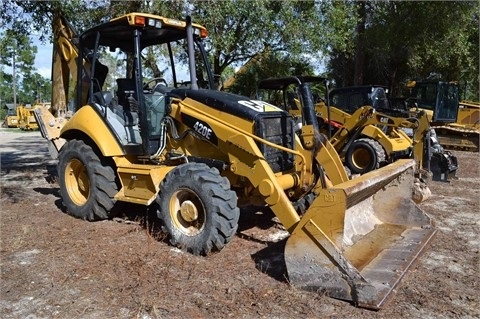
58,139,118,221
345,138,386,174
156,163,240,255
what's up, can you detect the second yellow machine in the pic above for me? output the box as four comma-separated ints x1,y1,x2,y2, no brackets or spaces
35,13,436,309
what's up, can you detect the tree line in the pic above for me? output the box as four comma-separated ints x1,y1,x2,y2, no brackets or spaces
1,0,478,105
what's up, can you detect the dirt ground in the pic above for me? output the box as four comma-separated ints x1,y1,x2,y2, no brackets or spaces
1,128,479,319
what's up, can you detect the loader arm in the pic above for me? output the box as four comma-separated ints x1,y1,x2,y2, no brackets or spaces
169,96,323,231
34,14,84,158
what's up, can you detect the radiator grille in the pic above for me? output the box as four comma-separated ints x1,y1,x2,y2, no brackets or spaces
255,113,295,173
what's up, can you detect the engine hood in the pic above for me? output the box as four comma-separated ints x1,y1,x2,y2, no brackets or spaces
170,88,285,121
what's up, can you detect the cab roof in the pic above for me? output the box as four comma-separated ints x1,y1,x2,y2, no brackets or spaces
79,12,208,52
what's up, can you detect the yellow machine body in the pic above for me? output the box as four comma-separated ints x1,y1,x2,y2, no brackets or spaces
407,81,479,152
315,102,413,156
6,115,19,128
16,105,39,130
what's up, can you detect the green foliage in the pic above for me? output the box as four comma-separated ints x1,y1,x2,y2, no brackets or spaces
0,30,44,104
2,0,478,101
227,51,314,98
317,1,357,55
0,108,6,121
325,1,479,98
148,0,325,77
1,0,142,39
0,31,36,74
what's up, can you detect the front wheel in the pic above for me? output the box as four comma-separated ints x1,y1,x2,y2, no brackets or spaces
345,138,386,174
58,139,119,221
156,163,240,255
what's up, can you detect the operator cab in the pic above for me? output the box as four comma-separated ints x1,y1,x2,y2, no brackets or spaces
76,13,214,156
408,81,459,123
329,86,390,113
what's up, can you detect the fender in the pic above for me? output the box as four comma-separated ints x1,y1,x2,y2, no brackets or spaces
61,105,124,156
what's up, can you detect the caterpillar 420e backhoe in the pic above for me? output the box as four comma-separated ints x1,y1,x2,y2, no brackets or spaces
34,13,437,309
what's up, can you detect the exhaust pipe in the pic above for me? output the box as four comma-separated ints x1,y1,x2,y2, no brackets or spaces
186,16,198,91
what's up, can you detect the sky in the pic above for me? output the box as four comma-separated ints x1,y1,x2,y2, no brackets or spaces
33,35,53,79
1,35,52,80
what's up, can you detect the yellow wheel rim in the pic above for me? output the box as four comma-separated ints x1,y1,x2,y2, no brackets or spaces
351,148,372,170
65,158,90,206
169,188,206,236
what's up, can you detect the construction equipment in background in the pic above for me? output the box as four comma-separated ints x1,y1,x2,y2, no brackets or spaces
257,78,413,175
325,83,458,181
16,105,36,130
330,106,458,182
406,80,479,152
34,13,437,309
257,76,457,182
3,103,19,128
458,100,480,127
16,102,51,130
5,115,19,128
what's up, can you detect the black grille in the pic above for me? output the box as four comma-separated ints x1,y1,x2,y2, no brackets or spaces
254,113,295,173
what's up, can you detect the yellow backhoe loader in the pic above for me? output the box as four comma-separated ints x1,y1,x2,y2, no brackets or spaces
34,13,437,309
2,105,35,130
16,102,50,130
257,77,457,181
257,78,412,175
405,80,479,152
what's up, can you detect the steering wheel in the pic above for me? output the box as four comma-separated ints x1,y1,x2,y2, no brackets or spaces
143,77,169,93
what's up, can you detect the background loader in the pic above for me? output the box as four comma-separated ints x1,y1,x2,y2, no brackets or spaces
2,103,19,128
16,102,50,130
404,80,479,152
325,82,458,181
2,103,42,130
257,78,412,175
34,12,437,309
257,76,457,181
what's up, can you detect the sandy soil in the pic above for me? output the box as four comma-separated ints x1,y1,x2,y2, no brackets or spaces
1,128,479,319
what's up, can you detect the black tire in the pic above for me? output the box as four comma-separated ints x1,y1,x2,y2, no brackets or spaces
345,138,386,174
58,139,119,221
156,163,240,255
292,192,317,215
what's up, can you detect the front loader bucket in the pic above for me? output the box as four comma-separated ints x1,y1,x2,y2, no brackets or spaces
284,159,436,309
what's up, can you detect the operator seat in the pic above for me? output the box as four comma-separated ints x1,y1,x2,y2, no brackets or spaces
115,78,139,126
116,79,136,107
